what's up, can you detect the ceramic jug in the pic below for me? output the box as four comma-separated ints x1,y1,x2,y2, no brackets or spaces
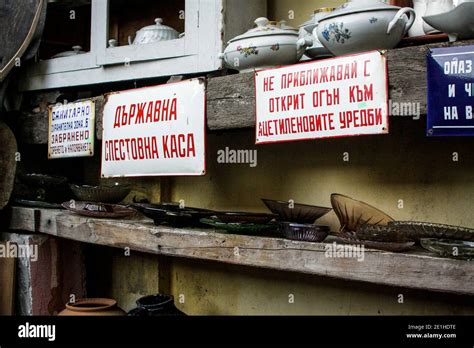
409,0,428,36
423,0,454,34
128,294,186,316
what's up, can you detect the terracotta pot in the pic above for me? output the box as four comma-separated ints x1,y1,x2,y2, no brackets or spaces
58,298,126,316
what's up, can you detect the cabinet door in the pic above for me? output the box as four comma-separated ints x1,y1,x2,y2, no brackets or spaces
25,0,99,76
96,0,199,66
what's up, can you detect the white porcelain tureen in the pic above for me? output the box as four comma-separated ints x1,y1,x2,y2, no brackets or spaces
130,18,180,45
316,0,416,56
221,17,312,73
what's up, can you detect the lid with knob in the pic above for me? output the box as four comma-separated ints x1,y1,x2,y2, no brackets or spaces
228,17,298,43
321,0,402,21
137,18,179,34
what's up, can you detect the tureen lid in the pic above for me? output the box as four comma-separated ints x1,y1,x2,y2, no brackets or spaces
321,0,400,21
52,45,85,58
137,18,179,34
229,17,298,43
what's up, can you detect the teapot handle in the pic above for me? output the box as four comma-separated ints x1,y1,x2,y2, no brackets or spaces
296,37,313,57
387,7,416,36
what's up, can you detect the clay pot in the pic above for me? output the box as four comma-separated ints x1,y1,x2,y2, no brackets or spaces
58,298,126,316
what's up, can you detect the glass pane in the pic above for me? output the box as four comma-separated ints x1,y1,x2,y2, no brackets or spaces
108,0,185,47
39,0,91,59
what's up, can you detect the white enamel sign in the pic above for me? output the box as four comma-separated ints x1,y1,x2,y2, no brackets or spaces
255,51,389,144
48,100,95,159
101,79,206,178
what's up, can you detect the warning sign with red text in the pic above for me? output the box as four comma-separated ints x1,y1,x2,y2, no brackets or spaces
255,51,388,144
101,79,206,178
48,100,95,159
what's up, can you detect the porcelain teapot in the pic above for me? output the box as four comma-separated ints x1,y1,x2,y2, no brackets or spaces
423,0,454,34
129,18,180,45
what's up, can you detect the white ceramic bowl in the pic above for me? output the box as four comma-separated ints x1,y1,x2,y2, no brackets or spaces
316,1,415,56
222,18,311,73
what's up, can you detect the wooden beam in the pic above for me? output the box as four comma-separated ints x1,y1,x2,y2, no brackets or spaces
7,206,474,296
13,40,474,143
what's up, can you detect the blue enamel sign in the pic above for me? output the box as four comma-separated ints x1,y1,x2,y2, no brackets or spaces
427,45,474,136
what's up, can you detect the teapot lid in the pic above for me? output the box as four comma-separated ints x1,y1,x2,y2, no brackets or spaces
138,18,179,33
321,0,400,21
229,17,298,43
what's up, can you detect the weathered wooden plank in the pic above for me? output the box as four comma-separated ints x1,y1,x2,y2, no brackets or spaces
207,72,256,130
387,39,474,115
16,95,105,144
7,206,474,296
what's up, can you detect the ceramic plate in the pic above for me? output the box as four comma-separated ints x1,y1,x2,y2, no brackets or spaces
389,221,474,242
213,211,277,224
14,199,63,209
356,224,413,243
62,201,136,219
420,238,474,260
132,203,215,227
334,233,415,252
200,218,278,235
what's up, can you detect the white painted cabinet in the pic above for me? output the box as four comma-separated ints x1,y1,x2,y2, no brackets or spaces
19,0,266,91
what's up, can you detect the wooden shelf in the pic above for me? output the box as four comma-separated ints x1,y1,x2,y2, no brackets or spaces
7,206,474,296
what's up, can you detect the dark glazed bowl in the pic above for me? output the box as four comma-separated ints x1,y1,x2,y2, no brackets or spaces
70,184,131,203
279,222,330,242
262,198,332,224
